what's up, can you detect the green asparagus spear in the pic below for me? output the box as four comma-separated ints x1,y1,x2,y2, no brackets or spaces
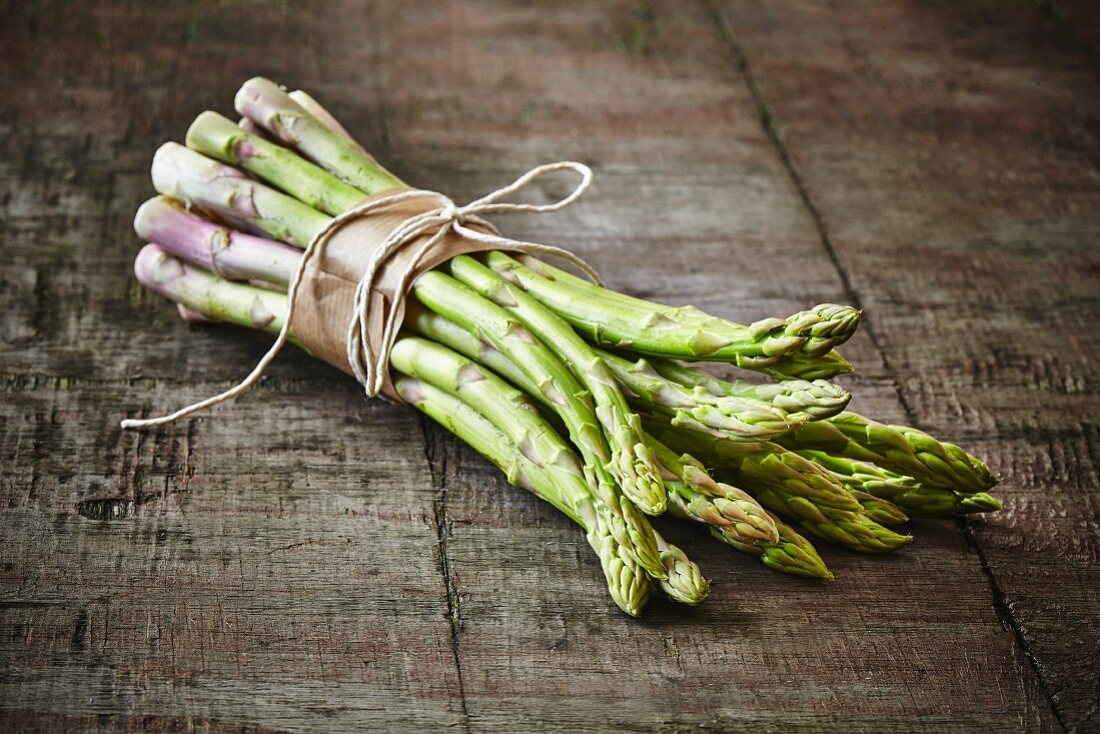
647,420,912,553
151,143,327,247
134,243,657,615
133,244,293,338
650,528,710,606
777,412,999,495
236,77,402,194
186,111,366,216
134,196,301,287
389,335,665,578
447,254,667,515
647,358,852,421
794,506,911,554
395,376,654,616
646,434,778,545
598,348,804,440
483,251,858,378
722,512,834,581
797,451,1002,516
230,78,859,380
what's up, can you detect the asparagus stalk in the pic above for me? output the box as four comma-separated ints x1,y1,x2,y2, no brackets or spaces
236,77,402,194
798,451,1002,516
390,337,581,480
776,412,999,495
794,507,912,554
231,78,860,379
395,376,654,616
647,420,913,553
505,251,858,356
133,244,292,339
646,434,779,545
287,90,368,155
388,335,665,579
597,348,804,441
725,512,834,581
447,254,667,515
134,243,659,615
134,196,300,287
187,110,367,217
151,142,327,247
648,358,852,421
483,251,858,379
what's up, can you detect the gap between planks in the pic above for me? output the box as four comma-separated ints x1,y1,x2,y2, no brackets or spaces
705,1,1069,730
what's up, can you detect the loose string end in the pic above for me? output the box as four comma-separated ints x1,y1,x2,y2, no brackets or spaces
122,161,598,431
120,320,295,431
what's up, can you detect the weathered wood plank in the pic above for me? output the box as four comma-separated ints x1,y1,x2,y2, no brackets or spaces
720,0,1100,729
1,1,466,731
1,378,467,731
367,1,1060,730
0,0,1093,731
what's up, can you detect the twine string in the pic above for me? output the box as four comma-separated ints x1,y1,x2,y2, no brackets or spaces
121,161,598,430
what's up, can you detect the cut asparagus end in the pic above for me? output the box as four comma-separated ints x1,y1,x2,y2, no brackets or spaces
134,196,301,286
235,76,403,194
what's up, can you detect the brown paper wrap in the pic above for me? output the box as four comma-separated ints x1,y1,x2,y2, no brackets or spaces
288,187,500,401
119,162,596,432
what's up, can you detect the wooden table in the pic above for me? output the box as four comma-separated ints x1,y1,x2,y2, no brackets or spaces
2,2,1098,731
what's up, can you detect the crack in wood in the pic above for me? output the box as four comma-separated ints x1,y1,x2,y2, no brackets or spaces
958,516,1071,732
367,0,468,719
416,413,471,732
708,2,1069,729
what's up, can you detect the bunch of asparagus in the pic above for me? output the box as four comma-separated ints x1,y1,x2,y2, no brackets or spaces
129,78,1001,616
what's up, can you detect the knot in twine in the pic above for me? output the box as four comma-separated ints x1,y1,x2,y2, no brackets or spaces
122,161,600,430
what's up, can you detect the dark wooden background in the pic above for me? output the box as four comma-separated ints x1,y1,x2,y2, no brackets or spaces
2,1,1098,731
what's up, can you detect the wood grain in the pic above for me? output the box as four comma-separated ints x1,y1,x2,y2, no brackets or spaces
1,0,1095,731
719,1,1100,729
